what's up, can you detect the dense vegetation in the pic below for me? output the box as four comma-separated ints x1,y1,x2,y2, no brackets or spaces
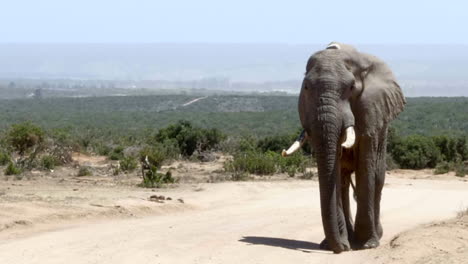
0,95,466,138
0,94,466,183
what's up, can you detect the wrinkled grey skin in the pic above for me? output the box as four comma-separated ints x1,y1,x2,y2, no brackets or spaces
299,43,405,253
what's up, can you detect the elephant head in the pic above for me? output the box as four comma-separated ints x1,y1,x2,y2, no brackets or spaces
285,42,405,253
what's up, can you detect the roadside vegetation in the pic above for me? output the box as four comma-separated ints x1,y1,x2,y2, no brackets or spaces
0,95,466,186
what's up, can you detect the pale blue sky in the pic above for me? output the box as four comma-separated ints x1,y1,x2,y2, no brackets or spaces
1,0,467,44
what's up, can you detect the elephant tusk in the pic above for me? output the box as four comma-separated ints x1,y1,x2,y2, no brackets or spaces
282,130,307,157
341,126,356,149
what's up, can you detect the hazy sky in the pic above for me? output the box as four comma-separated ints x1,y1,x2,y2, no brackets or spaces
1,0,467,44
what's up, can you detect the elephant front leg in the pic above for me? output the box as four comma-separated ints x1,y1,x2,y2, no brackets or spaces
341,169,355,243
320,169,353,251
354,135,382,249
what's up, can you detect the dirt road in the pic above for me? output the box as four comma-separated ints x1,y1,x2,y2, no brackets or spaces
0,176,467,264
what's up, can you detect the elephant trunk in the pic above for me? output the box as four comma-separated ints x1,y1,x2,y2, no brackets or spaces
311,101,345,254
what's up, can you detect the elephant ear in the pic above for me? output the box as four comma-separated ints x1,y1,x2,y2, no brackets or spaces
352,54,406,133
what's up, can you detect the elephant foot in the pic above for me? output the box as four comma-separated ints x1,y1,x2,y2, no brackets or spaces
361,238,380,249
320,238,351,252
319,238,329,250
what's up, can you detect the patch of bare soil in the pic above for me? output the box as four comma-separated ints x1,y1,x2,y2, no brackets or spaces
0,154,467,263
387,169,467,182
161,153,231,183
369,213,468,264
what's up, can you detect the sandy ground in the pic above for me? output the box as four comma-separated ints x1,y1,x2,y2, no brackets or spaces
0,154,467,264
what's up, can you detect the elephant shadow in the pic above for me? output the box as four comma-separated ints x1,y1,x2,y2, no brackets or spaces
239,236,326,253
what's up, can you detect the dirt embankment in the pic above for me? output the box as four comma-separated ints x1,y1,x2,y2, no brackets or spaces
369,213,468,264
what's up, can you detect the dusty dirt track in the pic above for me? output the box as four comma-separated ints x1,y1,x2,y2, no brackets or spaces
0,164,467,263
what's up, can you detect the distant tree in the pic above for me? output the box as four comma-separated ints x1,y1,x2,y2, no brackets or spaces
257,134,294,153
455,136,468,160
153,120,225,156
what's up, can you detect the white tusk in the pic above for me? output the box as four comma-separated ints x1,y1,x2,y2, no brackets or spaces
341,126,356,149
282,141,302,157
282,130,307,157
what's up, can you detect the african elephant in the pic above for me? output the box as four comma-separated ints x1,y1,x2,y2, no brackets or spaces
283,42,405,253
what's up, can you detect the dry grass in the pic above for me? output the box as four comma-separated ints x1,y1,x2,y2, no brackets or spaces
457,207,468,218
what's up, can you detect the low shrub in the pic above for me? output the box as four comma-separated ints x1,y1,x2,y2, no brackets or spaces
40,155,58,170
257,134,293,153
433,160,467,177
152,120,225,156
140,166,175,188
6,122,45,155
386,154,399,170
230,170,250,181
237,136,258,153
224,151,276,176
96,144,112,156
139,140,179,168
224,150,310,177
4,162,21,175
274,151,309,176
434,161,451,174
432,135,468,163
391,135,441,169
0,151,10,166
109,146,124,160
120,155,138,172
77,166,92,176
454,161,467,177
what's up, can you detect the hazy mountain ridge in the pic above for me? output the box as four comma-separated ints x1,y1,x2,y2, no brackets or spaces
0,43,467,96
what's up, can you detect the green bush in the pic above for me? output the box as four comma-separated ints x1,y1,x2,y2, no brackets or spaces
237,136,258,153
96,144,112,156
274,151,309,177
153,120,225,156
203,128,227,150
4,162,21,175
49,128,74,148
140,166,175,188
120,155,138,172
7,122,44,155
224,151,276,176
431,135,468,162
257,134,294,153
109,146,124,160
434,161,451,174
386,154,399,170
386,126,400,155
77,166,92,176
40,155,58,170
454,161,467,177
0,151,10,166
139,141,179,169
224,146,310,178
391,135,441,169
434,160,467,176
